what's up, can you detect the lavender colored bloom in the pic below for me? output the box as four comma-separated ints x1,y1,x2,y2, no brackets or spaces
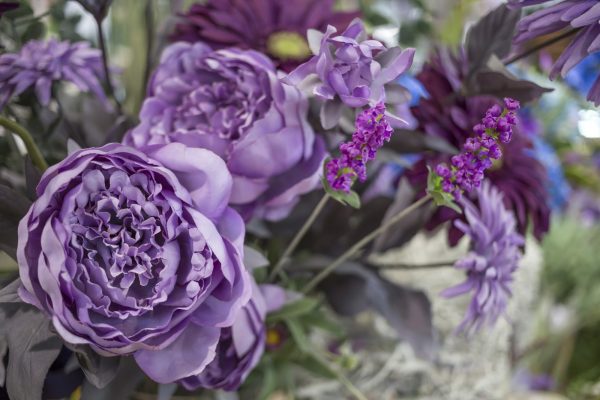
435,98,520,200
511,0,600,105
326,103,393,192
0,38,109,109
171,0,359,72
17,143,252,384
181,283,285,391
285,19,415,108
442,182,524,331
125,42,325,221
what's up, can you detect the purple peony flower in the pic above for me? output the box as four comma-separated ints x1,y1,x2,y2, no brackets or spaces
180,283,285,391
406,48,550,245
442,181,524,331
125,42,324,221
17,143,252,384
510,0,600,105
0,38,109,109
171,0,359,72
286,19,415,109
326,102,393,192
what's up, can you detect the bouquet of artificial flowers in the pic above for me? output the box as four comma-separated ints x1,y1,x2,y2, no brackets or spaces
0,0,593,398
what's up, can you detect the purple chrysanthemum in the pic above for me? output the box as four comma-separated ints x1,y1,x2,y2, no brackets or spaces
406,48,550,245
435,98,520,200
171,0,359,72
0,38,109,109
326,103,393,192
442,181,524,331
511,0,600,105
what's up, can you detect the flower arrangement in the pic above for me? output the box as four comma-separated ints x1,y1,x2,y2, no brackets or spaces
0,0,598,399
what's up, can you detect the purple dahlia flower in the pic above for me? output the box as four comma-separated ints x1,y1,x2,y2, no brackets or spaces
0,38,109,109
181,283,286,391
125,42,324,221
511,0,600,105
171,0,359,72
17,143,252,384
442,181,524,331
406,48,550,245
286,19,415,109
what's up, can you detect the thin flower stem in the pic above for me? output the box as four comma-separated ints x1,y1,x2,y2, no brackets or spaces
302,194,432,294
96,19,123,114
307,350,368,400
504,28,579,66
0,116,48,171
141,1,155,103
269,194,330,282
373,261,456,270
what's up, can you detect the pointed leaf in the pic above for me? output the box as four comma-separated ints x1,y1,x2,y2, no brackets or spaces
465,4,521,76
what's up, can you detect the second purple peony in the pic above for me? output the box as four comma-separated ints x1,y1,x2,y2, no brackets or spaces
125,42,324,221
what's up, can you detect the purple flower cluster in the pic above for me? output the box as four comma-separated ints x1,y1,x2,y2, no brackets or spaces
326,103,393,192
0,39,109,109
435,98,520,200
442,181,524,331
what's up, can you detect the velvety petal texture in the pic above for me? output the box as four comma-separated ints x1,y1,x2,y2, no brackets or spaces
442,181,524,331
0,38,109,109
511,0,600,105
124,43,324,221
171,0,360,72
17,143,252,383
285,19,415,108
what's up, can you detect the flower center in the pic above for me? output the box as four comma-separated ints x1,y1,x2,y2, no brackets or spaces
266,31,311,61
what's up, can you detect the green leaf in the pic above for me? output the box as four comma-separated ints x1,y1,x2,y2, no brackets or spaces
299,311,344,337
285,318,310,352
267,297,320,323
322,177,361,209
426,166,462,214
294,355,336,379
256,362,278,400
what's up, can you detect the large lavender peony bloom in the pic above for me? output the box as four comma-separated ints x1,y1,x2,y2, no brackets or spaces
171,0,359,72
125,42,324,221
442,181,524,331
286,19,415,109
510,0,600,105
17,143,252,383
0,39,109,109
406,48,550,245
181,283,285,391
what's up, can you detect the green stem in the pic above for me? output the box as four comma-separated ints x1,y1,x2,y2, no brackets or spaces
373,260,456,270
307,350,368,400
504,28,579,66
268,194,330,282
302,194,432,294
0,116,48,171
96,18,123,114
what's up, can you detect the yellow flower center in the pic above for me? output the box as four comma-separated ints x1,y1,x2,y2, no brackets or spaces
266,328,282,347
266,31,311,61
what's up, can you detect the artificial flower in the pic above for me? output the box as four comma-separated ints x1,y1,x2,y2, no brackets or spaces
17,143,251,383
0,39,109,109
125,42,324,221
442,181,524,331
511,0,600,105
171,0,359,71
